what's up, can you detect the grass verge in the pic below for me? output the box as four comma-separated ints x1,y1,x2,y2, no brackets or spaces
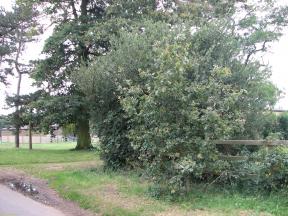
1,143,287,216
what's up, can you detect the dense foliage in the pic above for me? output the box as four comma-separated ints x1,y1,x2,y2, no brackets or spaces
31,0,168,149
259,112,288,140
219,148,288,193
277,113,288,139
0,115,11,129
74,0,288,193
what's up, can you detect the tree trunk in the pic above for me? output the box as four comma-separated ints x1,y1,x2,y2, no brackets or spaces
15,125,20,148
14,72,21,148
75,117,92,150
74,0,92,151
29,121,32,150
14,25,23,149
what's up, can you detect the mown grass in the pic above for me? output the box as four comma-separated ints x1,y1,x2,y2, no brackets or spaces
1,143,288,216
0,142,98,165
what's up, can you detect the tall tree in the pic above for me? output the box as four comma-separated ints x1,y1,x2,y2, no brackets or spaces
31,0,162,149
1,3,40,148
32,0,107,149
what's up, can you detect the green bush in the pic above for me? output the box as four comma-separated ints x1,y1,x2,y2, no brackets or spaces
256,149,288,191
75,21,168,169
75,20,280,194
97,109,138,169
278,113,288,140
259,112,288,140
121,23,271,193
220,148,288,193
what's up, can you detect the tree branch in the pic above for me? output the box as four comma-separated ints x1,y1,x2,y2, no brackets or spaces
245,40,268,65
70,0,78,20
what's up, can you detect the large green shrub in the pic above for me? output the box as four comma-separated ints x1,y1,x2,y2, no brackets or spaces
75,20,280,192
119,22,278,193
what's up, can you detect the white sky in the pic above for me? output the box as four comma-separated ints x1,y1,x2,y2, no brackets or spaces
0,0,288,115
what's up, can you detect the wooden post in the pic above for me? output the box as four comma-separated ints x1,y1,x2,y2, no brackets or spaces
29,121,32,150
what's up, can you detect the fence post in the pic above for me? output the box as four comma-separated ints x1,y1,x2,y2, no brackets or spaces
263,140,271,155
29,121,32,150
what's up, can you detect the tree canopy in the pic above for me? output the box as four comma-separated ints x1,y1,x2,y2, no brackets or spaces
0,3,39,84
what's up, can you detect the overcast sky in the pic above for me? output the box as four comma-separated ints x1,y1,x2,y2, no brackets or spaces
1,0,288,115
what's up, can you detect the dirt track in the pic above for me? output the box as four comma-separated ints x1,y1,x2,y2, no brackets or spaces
0,168,97,216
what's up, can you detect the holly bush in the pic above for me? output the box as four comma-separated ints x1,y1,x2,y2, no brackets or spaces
76,19,281,193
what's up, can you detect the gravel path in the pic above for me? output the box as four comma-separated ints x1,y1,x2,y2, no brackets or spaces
0,184,65,216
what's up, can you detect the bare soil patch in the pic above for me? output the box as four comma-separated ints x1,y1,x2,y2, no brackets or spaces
155,209,272,216
36,160,102,171
238,211,272,216
155,209,224,216
84,183,153,210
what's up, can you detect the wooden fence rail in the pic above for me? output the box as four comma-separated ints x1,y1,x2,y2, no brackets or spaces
214,140,288,161
214,140,288,147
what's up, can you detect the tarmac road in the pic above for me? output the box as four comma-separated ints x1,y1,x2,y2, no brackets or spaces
0,185,65,216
